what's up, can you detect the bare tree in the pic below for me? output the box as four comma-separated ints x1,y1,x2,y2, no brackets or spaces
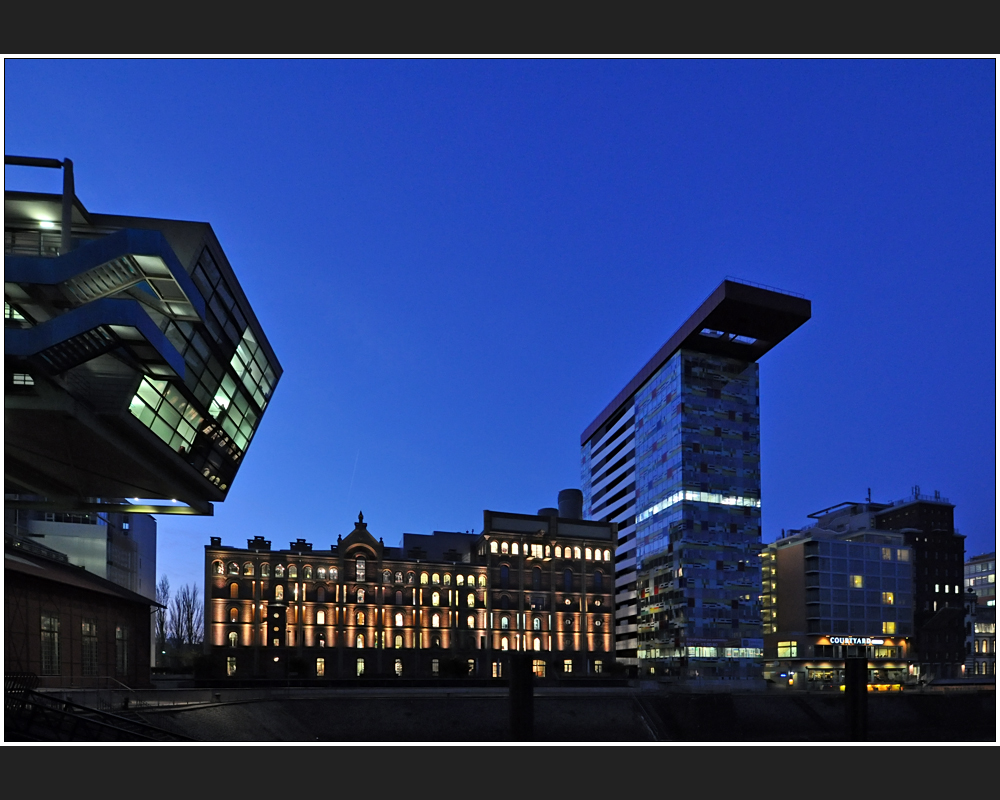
169,583,205,646
155,575,170,655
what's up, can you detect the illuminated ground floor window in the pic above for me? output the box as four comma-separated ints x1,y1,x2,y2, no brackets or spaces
532,659,546,678
593,660,603,673
227,656,237,676
431,658,440,675
468,659,475,675
395,659,403,676
563,659,573,674
356,658,365,677
492,661,503,678
316,658,325,677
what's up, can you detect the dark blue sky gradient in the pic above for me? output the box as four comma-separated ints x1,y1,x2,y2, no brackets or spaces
5,60,995,590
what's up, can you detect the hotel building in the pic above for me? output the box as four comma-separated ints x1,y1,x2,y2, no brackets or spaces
762,522,915,690
579,279,810,681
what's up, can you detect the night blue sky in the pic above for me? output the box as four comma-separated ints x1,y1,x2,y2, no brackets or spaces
5,59,995,592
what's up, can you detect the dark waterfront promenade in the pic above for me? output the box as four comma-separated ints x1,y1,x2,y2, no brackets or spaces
112,686,994,742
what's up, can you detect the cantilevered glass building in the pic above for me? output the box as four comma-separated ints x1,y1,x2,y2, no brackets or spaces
5,156,281,516
580,279,810,682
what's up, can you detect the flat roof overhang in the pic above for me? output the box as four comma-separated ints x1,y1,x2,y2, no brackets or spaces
582,279,811,445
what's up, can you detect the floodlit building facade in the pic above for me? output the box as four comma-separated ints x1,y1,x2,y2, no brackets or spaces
5,155,281,518
579,279,810,681
204,497,616,680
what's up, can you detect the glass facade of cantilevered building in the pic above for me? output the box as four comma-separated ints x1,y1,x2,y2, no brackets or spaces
632,350,763,679
580,279,810,683
5,156,281,515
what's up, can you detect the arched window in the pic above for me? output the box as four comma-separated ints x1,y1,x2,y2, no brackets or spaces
456,574,464,586
467,615,475,628
533,638,541,651
275,565,285,578
500,565,509,589
317,586,326,602
420,572,429,585
545,546,551,558
395,591,403,605
564,569,573,592
501,542,509,555
317,609,326,625
431,592,440,607
432,614,440,628
357,588,365,603
478,575,486,588
573,547,582,559
288,565,298,579
230,607,238,623
431,573,440,585
356,611,365,626
603,549,611,562
394,635,402,650
406,572,415,585
501,637,509,651
213,560,224,575
511,543,519,555
490,541,498,554
467,593,476,607
555,546,563,558
443,574,451,586
500,595,510,610
356,557,366,582
330,567,338,581
356,634,364,649
383,569,392,584
229,631,238,647
317,567,327,579
533,617,541,631
228,562,239,575
395,571,403,584
594,571,603,591
585,548,593,561
532,567,542,591
303,565,313,579
230,583,239,599
274,585,283,601
261,563,270,577
316,658,325,677
501,616,510,630
395,612,403,627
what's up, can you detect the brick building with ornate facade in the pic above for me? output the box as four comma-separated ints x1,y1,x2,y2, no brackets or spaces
204,496,616,680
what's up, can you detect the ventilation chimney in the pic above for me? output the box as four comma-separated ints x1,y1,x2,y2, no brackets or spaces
558,489,583,520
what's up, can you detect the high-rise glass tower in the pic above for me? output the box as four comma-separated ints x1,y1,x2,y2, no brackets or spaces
581,279,810,682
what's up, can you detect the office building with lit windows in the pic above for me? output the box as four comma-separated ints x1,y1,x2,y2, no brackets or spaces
964,552,995,607
761,523,915,690
204,495,616,680
579,279,810,681
5,155,281,518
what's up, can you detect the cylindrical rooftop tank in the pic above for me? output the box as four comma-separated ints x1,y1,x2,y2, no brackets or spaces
538,507,559,517
558,489,583,520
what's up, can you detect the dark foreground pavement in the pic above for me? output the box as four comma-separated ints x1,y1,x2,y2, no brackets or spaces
134,688,995,742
